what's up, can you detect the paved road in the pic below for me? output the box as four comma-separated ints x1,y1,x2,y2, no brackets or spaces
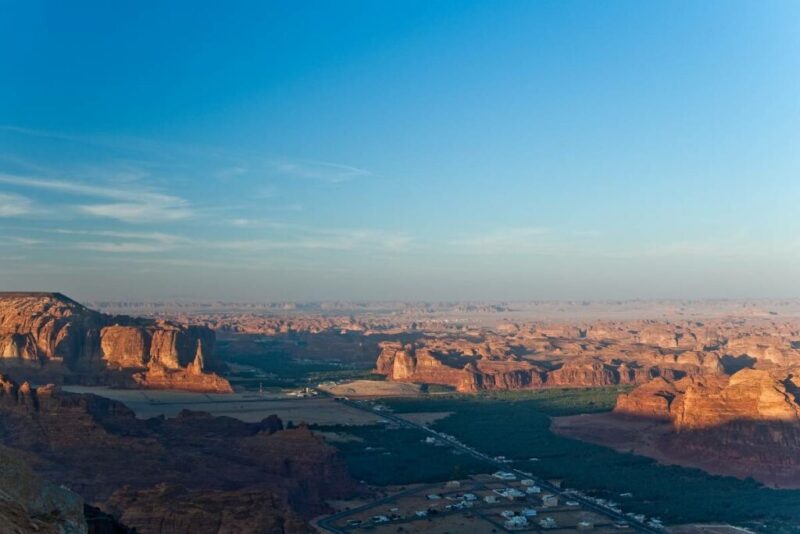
317,396,663,534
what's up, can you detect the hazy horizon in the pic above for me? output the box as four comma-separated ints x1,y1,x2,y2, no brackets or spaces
3,1,800,302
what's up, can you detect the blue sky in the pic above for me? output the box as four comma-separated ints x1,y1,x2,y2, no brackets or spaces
1,1,799,301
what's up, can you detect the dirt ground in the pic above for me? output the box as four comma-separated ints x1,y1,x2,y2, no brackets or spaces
319,379,423,397
551,413,673,456
551,413,799,488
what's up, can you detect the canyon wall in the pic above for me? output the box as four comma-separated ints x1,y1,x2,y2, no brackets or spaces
0,374,354,533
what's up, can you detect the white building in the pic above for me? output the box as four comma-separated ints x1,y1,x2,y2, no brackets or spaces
504,516,529,530
539,517,557,529
540,494,558,507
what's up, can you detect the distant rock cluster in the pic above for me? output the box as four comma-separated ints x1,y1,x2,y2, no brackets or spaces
373,320,776,392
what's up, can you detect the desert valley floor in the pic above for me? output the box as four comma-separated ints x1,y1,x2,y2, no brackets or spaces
2,294,800,533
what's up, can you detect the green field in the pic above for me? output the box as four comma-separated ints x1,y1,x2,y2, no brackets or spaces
311,423,490,485
217,337,382,389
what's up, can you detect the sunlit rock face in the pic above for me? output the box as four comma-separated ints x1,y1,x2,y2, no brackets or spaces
616,368,800,429
0,292,231,392
612,368,800,484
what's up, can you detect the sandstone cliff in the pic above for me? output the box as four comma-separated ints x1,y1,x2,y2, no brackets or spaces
612,369,800,485
374,335,720,393
615,369,800,427
0,292,231,392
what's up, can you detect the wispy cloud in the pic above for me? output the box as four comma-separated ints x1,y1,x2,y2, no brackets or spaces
216,166,248,180
27,223,411,256
79,202,191,222
208,228,412,253
76,241,175,253
9,236,43,245
272,160,372,183
53,229,189,254
0,192,33,217
451,227,553,252
0,173,192,223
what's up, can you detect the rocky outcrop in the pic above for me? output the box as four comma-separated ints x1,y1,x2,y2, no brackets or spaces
614,376,681,419
0,443,87,533
616,369,800,428
0,293,230,392
670,369,800,430
723,336,792,365
612,369,800,485
105,484,310,534
546,358,618,387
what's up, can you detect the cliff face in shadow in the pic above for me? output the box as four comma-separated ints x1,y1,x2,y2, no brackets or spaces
0,443,87,533
0,374,354,533
0,292,231,392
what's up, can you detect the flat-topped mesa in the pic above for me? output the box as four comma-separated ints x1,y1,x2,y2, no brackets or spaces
0,292,231,393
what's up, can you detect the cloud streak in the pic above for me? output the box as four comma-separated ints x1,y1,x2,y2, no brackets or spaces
0,173,192,222
32,224,412,256
0,192,33,217
271,160,372,183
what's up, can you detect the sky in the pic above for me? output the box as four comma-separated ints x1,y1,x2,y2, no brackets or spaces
1,0,799,302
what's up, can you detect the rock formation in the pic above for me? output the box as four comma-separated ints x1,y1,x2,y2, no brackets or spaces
0,292,231,392
0,443,87,533
611,368,800,485
614,369,800,426
371,315,800,392
375,335,722,393
0,374,354,533
105,484,310,534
